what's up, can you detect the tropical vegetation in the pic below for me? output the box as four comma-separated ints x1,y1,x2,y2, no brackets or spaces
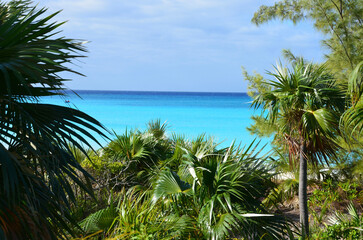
0,0,362,240
252,61,345,237
0,1,108,239
76,128,295,239
244,0,363,238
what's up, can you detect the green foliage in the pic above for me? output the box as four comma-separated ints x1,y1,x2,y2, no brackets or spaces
0,0,85,100
74,132,295,240
308,179,340,225
339,181,359,201
327,147,363,183
248,1,363,157
79,203,118,235
241,63,277,142
341,61,363,139
252,60,344,164
81,153,125,174
252,60,347,238
111,189,195,240
146,119,169,139
347,61,363,106
152,170,191,203
152,140,295,240
105,130,151,162
319,221,362,240
263,178,299,210
309,179,362,226
242,67,271,98
243,51,321,146
312,203,363,239
79,189,195,240
246,115,278,138
252,0,363,79
80,121,173,191
0,1,108,239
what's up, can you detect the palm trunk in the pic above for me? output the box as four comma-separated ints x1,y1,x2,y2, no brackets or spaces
299,143,309,238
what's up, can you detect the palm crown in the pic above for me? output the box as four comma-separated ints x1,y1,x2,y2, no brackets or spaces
253,61,345,164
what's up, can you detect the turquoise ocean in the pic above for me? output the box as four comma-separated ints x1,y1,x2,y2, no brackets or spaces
42,90,270,151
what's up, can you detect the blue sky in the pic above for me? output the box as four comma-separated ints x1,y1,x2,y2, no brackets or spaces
37,0,325,92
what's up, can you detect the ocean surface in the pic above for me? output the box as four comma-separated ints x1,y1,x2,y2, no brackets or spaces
41,90,271,151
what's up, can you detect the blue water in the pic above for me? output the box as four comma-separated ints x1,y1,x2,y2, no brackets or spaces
41,90,270,151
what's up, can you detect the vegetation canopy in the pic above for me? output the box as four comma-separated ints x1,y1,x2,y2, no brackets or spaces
0,1,361,240
252,0,363,80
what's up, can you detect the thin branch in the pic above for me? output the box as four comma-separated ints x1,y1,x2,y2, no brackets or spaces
314,0,354,69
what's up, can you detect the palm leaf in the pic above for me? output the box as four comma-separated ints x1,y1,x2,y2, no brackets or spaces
0,2,109,239
79,204,118,235
340,61,363,139
152,170,191,203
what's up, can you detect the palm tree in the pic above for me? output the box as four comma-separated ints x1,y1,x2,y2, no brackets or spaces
0,1,107,239
252,61,345,238
153,140,293,239
76,134,294,239
102,121,172,188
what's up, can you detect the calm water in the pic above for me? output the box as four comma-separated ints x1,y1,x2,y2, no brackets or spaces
41,90,270,151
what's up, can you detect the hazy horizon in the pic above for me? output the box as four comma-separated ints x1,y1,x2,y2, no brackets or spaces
68,89,250,94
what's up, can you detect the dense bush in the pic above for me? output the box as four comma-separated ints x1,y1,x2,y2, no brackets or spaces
74,123,296,239
313,203,363,240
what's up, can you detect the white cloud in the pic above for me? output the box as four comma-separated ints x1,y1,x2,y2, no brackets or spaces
30,0,323,91
40,0,107,13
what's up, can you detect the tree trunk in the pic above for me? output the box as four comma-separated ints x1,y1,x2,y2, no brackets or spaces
299,143,309,238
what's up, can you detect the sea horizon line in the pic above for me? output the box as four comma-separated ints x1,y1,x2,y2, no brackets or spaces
69,89,249,95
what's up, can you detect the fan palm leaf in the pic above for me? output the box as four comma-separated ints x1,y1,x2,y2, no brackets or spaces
105,130,150,162
79,204,118,235
152,140,293,239
0,1,108,238
152,170,191,203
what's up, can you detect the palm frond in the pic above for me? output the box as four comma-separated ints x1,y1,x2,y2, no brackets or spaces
152,170,191,203
0,2,109,238
340,61,363,139
79,204,118,235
